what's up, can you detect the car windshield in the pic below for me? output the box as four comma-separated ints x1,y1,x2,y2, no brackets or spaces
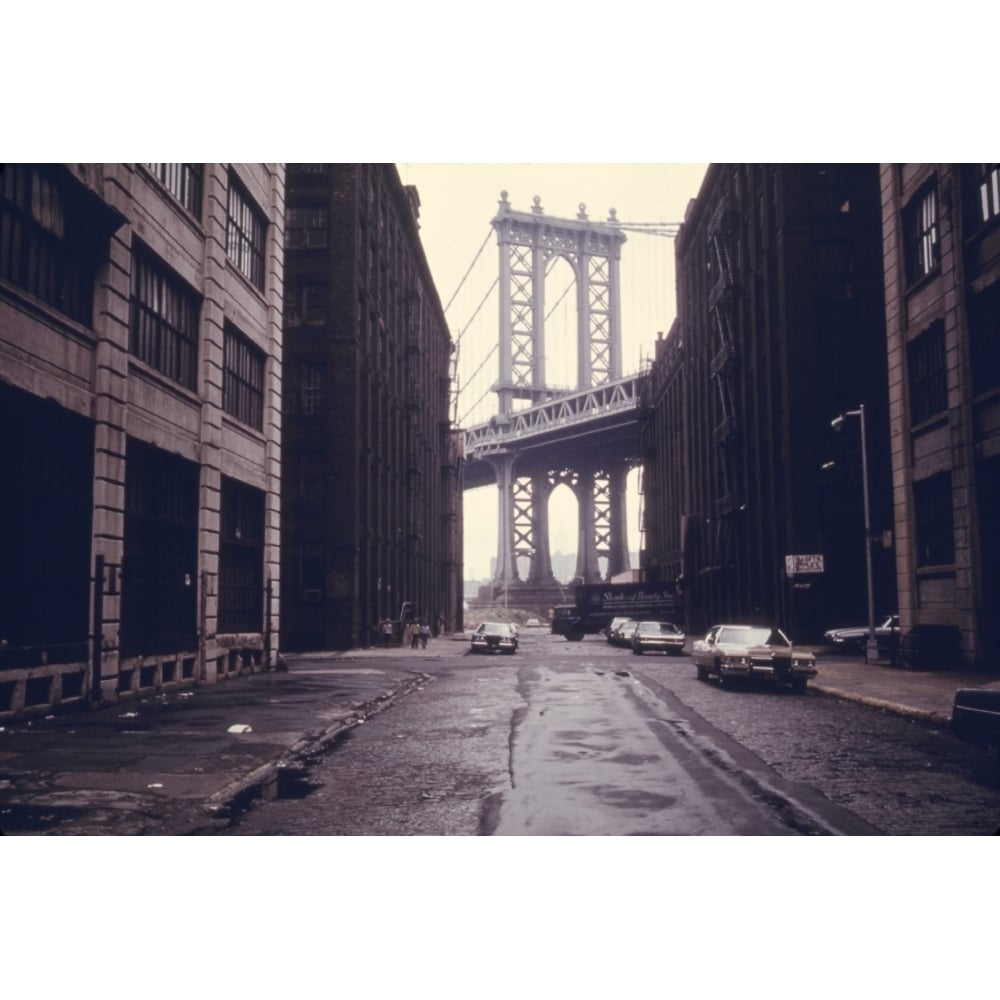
639,622,679,634
717,626,789,647
479,623,509,635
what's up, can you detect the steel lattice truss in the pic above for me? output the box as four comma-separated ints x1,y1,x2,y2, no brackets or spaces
592,469,612,560
464,374,641,459
508,244,535,391
512,474,535,567
588,256,612,385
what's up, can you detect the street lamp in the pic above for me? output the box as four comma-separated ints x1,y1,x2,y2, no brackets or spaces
831,405,877,664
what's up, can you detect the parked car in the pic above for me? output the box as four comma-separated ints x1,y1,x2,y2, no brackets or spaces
823,615,900,652
631,621,686,655
470,621,519,655
952,687,1000,758
605,617,636,646
691,624,817,692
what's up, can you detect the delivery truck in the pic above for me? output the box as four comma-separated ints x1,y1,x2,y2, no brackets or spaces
550,582,677,641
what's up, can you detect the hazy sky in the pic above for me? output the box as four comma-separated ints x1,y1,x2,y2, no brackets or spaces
396,164,709,581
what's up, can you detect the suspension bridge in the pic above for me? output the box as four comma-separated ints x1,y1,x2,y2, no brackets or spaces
446,190,680,609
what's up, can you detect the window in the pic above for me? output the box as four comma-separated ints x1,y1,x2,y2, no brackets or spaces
218,477,264,633
223,323,265,430
913,472,954,567
298,543,325,602
129,244,200,390
0,164,97,324
143,164,202,218
974,164,1000,226
121,439,199,656
285,207,328,249
226,173,266,289
907,322,947,423
288,164,329,176
969,282,1000,396
291,362,326,415
284,282,328,327
905,183,939,283
298,453,326,505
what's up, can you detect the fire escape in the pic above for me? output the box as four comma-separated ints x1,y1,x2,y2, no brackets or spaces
707,198,741,573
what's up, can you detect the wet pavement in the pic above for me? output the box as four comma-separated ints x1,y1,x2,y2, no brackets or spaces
0,633,997,835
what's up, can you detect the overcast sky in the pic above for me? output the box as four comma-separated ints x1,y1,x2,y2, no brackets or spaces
397,164,709,581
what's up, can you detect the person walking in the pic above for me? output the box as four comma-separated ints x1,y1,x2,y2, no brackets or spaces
381,619,393,648
419,621,430,649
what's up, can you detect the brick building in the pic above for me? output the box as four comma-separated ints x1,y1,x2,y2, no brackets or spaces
880,164,1000,667
0,164,285,718
640,164,894,640
281,164,462,650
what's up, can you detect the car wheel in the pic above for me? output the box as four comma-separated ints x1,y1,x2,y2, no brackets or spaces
633,646,643,655
718,665,729,689
791,677,808,694
696,663,708,681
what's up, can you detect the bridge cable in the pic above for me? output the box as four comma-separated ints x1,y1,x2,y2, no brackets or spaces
455,277,499,346
457,344,500,424
459,383,500,427
443,227,494,317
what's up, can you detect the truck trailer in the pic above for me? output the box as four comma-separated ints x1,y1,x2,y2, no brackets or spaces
550,583,678,641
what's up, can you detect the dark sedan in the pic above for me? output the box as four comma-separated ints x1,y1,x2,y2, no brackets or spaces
470,622,519,655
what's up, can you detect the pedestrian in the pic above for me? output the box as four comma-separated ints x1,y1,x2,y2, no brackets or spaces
381,619,393,648
409,621,419,649
420,621,430,648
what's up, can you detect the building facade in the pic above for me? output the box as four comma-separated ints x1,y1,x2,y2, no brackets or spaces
281,164,462,650
640,164,894,640
1,163,285,718
880,164,1000,667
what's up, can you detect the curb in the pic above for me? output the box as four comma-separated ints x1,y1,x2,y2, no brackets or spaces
199,671,434,829
810,681,952,728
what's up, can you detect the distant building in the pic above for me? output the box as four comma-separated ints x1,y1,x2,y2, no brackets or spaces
880,164,1000,667
640,164,894,639
1,164,285,718
281,164,462,649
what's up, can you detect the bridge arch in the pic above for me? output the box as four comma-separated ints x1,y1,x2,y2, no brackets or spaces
465,194,634,610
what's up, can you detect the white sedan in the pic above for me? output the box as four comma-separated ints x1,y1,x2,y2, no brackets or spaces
691,624,816,692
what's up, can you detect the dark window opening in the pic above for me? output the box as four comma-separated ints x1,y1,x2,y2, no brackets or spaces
285,207,328,249
226,173,266,290
973,163,1000,227
143,163,203,218
914,472,955,567
121,439,199,656
969,282,1000,396
129,243,200,390
0,164,104,325
284,282,328,327
0,384,94,664
299,543,325,602
218,477,264,633
908,322,947,423
905,183,939,284
223,323,265,430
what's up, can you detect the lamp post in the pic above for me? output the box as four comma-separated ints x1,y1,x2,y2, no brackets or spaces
831,405,877,664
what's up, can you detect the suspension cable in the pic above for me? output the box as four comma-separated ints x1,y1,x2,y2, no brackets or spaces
443,227,494,316
459,380,499,426
455,276,499,345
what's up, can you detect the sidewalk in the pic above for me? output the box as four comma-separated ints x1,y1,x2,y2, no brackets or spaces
1,635,996,835
0,643,455,836
808,647,1000,726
